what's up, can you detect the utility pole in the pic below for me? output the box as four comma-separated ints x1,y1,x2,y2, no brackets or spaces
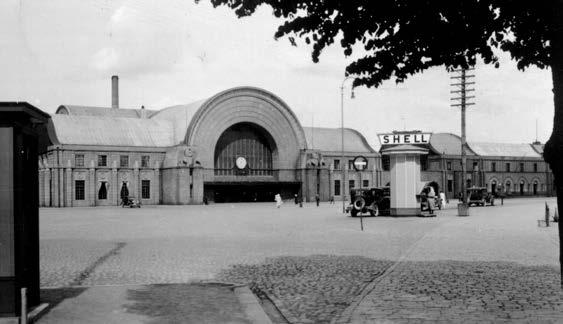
451,68,475,211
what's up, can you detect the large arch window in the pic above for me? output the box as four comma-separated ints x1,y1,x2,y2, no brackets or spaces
214,123,275,176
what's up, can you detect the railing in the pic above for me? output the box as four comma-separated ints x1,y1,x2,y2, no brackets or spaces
214,168,273,176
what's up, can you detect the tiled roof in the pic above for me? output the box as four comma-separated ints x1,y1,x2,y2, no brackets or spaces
48,114,174,147
467,142,541,158
303,127,376,153
428,133,476,156
56,105,158,118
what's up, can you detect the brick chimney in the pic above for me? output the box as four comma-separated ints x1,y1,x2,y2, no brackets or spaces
111,75,119,109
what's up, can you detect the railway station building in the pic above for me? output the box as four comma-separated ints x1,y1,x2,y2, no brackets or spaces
38,81,554,207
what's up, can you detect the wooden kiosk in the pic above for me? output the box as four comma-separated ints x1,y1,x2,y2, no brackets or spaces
0,103,50,322
379,132,431,216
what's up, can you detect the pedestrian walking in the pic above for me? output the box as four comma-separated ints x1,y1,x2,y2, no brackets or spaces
294,194,298,205
275,193,283,208
329,196,334,204
439,190,446,208
427,186,436,214
315,194,320,207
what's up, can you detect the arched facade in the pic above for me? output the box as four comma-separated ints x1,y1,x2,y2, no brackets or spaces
37,84,554,207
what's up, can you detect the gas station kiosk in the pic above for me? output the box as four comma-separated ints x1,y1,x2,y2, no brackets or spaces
0,103,50,322
379,131,431,216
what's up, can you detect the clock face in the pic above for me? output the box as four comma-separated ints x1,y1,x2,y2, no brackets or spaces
235,156,247,169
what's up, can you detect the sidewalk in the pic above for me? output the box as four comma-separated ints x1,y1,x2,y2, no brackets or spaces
37,283,272,324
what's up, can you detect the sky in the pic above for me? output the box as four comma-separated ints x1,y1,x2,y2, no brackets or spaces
0,0,555,150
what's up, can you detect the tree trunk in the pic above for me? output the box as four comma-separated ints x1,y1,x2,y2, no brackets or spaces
544,0,563,289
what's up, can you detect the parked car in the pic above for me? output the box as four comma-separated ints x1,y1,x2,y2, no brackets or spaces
121,197,141,208
467,187,494,206
347,187,390,217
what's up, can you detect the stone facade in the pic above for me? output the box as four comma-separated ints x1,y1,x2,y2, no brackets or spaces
38,86,554,207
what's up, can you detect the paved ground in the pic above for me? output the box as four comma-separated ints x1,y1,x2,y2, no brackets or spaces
39,198,562,323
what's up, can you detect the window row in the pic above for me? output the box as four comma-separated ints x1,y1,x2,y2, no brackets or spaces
333,179,370,196
74,154,152,168
74,180,151,200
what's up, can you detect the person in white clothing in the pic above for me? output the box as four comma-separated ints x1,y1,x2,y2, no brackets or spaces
275,193,283,208
439,190,446,208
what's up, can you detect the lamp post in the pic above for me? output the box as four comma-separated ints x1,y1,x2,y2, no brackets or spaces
341,76,356,213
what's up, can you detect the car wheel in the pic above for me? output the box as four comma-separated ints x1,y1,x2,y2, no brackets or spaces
351,209,358,217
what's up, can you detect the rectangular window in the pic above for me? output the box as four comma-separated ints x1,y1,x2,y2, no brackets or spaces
75,154,84,167
141,155,150,168
120,155,129,168
98,155,107,167
362,179,369,187
349,180,355,189
348,160,354,170
520,162,524,172
447,179,453,192
334,180,341,196
75,180,85,200
382,156,390,171
333,159,340,170
142,180,150,199
420,156,428,171
534,163,538,172
492,162,496,172
446,161,452,171
473,161,478,171
505,163,510,172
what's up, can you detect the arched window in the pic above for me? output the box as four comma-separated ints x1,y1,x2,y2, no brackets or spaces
214,123,275,176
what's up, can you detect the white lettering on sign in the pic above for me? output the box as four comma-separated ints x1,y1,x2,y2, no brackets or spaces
378,133,432,145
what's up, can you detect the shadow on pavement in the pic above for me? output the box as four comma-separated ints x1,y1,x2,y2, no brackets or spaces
124,283,252,324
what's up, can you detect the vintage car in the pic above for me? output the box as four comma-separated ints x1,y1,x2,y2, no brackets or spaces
347,186,391,217
467,187,495,206
121,197,142,208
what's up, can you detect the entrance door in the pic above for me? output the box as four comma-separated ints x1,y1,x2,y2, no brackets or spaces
205,182,301,203
533,182,538,195
491,181,497,194
520,181,524,195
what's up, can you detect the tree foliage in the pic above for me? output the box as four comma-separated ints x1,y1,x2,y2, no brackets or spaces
198,0,552,88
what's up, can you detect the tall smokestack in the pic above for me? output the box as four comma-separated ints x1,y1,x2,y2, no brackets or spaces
111,75,119,109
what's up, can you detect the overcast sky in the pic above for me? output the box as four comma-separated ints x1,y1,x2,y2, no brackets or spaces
1,0,555,149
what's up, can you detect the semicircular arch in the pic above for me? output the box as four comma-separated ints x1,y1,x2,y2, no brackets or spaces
185,87,307,170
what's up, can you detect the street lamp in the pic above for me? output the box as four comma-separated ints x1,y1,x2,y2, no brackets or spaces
341,76,356,213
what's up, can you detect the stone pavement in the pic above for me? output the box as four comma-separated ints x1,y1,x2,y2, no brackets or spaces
338,199,563,323
38,198,562,323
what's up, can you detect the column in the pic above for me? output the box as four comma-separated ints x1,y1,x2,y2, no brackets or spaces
89,167,96,207
133,161,140,199
153,164,160,205
192,166,204,204
319,168,330,200
65,162,72,207
44,168,51,207
111,165,118,205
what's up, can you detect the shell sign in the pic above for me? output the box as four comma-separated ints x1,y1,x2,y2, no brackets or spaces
378,132,432,145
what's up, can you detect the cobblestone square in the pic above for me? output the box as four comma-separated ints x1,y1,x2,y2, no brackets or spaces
40,197,562,323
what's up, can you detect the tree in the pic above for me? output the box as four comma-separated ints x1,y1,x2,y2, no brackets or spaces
198,0,563,287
